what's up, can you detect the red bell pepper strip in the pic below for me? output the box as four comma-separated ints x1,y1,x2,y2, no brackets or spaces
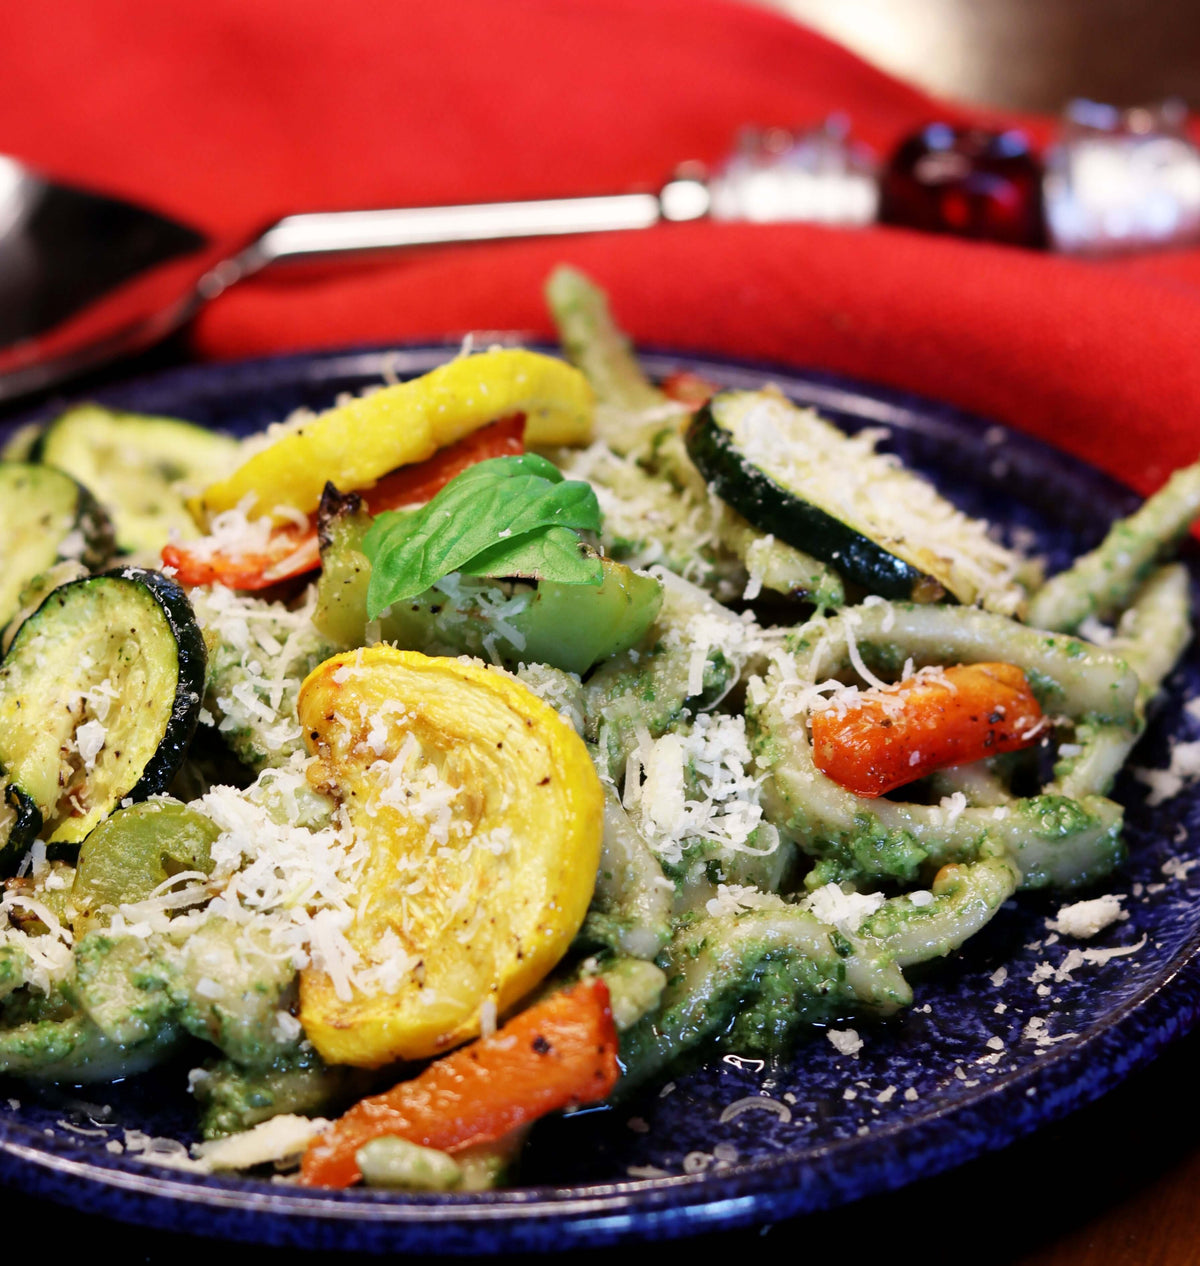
363,413,524,510
162,415,525,589
810,661,1046,798
161,523,320,590
660,371,718,408
299,978,620,1189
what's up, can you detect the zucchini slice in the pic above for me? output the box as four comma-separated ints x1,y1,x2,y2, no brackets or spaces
0,781,42,869
0,567,206,851
686,391,1028,613
0,463,116,629
35,405,240,554
1,422,44,463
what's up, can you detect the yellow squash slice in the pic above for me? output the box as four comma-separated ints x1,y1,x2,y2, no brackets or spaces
297,646,604,1066
190,349,594,525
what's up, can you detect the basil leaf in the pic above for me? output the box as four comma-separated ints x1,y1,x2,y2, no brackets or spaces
449,452,565,485
363,455,602,616
460,528,603,586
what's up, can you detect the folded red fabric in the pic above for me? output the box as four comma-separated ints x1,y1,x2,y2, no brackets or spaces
3,0,1198,493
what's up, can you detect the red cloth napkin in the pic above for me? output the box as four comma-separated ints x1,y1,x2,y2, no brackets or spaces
3,0,1199,494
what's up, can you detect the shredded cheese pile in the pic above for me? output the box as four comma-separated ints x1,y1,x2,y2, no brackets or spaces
622,712,776,866
191,583,326,758
735,396,1028,615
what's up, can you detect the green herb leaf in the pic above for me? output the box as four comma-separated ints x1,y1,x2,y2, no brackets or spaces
450,452,565,486
362,455,602,616
460,527,603,586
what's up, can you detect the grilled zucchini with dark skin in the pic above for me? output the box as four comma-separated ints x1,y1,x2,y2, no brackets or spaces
33,405,240,554
0,781,42,866
686,390,1031,614
0,568,206,866
0,463,115,630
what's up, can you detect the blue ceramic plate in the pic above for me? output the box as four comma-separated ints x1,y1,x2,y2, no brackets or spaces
1,345,1199,1253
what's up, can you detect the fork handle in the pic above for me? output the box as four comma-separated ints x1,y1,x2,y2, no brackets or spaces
238,178,711,271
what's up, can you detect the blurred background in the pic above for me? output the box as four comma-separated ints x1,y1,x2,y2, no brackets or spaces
764,0,1200,111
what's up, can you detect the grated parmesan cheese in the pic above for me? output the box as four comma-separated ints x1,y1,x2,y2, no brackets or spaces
1133,738,1200,805
190,583,330,768
717,1095,792,1125
802,883,885,934
622,712,776,867
827,1028,864,1056
191,1114,330,1172
1046,894,1126,939
92,754,382,1003
73,719,107,772
731,395,1030,615
704,884,785,918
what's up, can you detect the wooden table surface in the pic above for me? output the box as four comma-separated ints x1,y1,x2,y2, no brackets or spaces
6,3,1200,1262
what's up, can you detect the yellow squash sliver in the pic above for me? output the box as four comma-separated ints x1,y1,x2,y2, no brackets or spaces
297,646,604,1066
189,348,594,525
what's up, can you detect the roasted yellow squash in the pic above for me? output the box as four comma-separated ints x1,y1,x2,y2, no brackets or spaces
297,646,603,1066
190,349,594,525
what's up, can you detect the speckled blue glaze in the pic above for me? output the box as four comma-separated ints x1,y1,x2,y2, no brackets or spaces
1,345,1198,1253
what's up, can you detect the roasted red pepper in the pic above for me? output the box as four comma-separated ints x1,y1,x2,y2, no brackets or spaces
299,978,620,1189
811,661,1045,797
163,415,524,589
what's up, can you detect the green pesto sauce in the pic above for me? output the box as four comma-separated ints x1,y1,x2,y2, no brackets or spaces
195,1045,369,1139
798,813,928,890
1018,794,1098,840
1024,666,1067,711
721,955,854,1051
